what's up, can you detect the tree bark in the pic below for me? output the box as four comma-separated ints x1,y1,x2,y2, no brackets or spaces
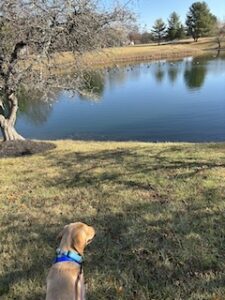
0,116,24,141
0,93,25,141
217,39,221,49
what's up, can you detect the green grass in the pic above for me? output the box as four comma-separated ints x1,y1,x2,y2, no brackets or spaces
1,141,225,299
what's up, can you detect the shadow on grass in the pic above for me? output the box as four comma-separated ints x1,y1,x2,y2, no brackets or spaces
1,145,225,299
44,146,225,190
1,198,225,299
87,205,225,299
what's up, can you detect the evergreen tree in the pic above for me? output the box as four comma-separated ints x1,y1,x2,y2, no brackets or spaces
151,19,166,45
167,12,184,40
177,24,186,40
186,1,217,42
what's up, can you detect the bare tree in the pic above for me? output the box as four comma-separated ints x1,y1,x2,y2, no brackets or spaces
214,21,225,49
0,0,132,141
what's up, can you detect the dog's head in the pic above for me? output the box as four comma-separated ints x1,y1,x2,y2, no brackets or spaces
58,222,96,255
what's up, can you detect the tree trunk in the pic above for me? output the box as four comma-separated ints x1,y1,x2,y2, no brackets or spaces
0,93,25,141
216,49,221,58
217,39,221,49
0,119,24,141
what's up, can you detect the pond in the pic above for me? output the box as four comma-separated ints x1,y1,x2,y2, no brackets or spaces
13,53,225,142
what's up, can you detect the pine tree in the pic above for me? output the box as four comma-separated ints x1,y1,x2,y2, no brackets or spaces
177,24,186,40
186,1,217,42
151,19,166,45
167,12,184,41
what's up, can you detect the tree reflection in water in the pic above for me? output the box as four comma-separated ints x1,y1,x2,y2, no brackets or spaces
79,70,105,99
18,70,106,125
184,57,207,90
155,62,165,83
18,88,56,125
167,61,182,83
16,53,225,129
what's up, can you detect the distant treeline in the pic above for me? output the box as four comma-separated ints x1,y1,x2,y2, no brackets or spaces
124,1,224,46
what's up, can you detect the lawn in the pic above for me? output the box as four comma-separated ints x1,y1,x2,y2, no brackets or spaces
0,141,225,299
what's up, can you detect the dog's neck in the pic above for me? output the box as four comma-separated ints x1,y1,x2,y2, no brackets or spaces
54,247,83,265
60,246,83,256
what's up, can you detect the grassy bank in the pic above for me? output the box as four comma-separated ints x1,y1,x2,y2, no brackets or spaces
1,141,225,299
52,37,225,69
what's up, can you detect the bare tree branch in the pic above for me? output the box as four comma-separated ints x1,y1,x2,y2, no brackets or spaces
0,0,133,141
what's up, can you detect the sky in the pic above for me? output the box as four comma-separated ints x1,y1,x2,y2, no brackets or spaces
103,0,225,30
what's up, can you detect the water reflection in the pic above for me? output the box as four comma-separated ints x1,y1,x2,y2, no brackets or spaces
18,70,106,125
154,62,165,83
13,53,225,141
80,70,105,99
108,67,127,87
184,58,207,90
127,64,142,81
18,89,55,125
168,62,181,83
17,54,225,125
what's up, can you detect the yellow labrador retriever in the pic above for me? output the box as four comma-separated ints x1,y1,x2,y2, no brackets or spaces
46,222,95,300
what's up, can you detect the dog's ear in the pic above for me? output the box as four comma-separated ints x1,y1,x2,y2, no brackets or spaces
72,230,86,255
56,225,69,240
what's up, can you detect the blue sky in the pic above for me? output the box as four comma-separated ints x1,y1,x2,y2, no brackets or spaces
104,0,225,30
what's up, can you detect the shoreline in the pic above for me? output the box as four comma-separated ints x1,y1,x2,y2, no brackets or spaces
52,37,224,70
88,50,201,66
53,48,209,72
84,49,207,67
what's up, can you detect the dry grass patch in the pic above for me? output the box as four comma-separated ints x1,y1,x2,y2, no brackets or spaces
51,37,225,68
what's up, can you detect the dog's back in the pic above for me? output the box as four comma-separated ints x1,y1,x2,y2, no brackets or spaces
46,262,83,300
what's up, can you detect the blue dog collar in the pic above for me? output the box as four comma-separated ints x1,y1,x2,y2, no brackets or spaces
54,248,83,265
